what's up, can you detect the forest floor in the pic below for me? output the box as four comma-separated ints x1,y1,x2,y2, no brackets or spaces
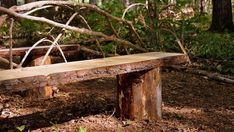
0,70,233,131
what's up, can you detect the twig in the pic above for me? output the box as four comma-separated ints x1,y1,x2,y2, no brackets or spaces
121,3,146,47
24,5,53,15
78,15,105,57
40,13,78,65
167,65,234,84
161,28,191,64
106,18,120,38
0,57,18,68
9,18,14,69
107,108,116,120
105,17,129,54
122,3,146,19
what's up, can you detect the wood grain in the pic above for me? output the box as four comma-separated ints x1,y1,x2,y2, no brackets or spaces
0,52,187,90
117,68,162,120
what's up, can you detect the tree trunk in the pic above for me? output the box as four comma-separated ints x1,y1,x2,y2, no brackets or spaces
0,0,17,8
209,0,234,32
117,68,162,120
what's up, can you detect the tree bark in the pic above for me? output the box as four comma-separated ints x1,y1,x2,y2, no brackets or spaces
117,68,162,120
209,0,234,32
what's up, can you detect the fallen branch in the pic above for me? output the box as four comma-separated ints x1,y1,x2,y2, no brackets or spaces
0,5,147,52
9,18,14,69
122,3,146,19
0,57,18,68
167,65,234,84
78,15,105,57
40,13,78,65
161,28,191,64
24,5,53,15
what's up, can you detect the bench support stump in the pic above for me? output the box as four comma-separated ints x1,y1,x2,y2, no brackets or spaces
117,68,162,120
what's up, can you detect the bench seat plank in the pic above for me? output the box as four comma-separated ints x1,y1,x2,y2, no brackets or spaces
0,52,186,82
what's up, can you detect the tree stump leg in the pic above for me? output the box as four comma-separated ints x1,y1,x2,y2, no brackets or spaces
38,86,53,98
32,55,52,97
117,68,162,120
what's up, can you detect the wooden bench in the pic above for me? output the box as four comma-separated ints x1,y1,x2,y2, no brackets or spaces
0,52,188,120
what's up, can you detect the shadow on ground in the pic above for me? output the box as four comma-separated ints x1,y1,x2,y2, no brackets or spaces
0,71,233,131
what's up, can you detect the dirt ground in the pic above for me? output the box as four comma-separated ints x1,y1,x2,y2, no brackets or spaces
0,70,233,131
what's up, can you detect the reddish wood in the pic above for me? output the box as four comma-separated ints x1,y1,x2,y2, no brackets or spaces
38,86,53,98
31,55,51,66
32,56,52,97
117,68,162,120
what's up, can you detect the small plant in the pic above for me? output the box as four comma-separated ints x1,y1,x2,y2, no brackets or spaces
16,125,25,132
116,126,121,132
78,126,87,132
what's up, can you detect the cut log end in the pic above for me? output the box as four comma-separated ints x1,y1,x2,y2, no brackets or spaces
31,55,51,66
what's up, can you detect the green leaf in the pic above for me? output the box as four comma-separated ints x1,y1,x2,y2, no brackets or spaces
79,126,87,132
16,125,25,132
116,127,121,132
126,119,133,125
216,65,222,72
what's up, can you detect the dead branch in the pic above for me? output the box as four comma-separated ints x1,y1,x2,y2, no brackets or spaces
9,18,14,69
168,65,234,84
0,6,147,52
106,17,129,54
122,3,146,19
15,1,145,48
24,5,53,15
0,57,18,68
78,15,105,57
161,28,191,64
106,18,120,38
40,13,78,65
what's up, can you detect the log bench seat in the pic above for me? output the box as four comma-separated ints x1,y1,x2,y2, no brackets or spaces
0,52,188,120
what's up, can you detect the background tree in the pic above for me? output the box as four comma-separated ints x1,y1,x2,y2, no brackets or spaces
209,0,234,32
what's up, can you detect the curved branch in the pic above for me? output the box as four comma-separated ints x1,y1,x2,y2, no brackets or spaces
17,38,66,68
24,5,53,15
40,13,78,65
122,3,146,19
